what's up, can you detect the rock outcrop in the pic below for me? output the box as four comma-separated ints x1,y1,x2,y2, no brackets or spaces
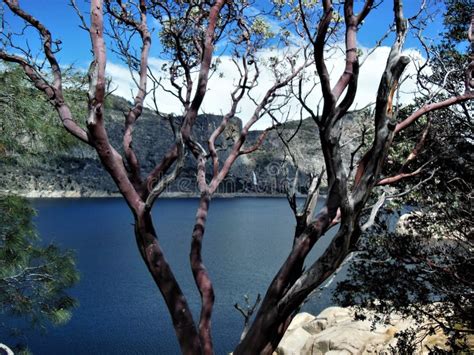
0,95,362,197
275,307,448,355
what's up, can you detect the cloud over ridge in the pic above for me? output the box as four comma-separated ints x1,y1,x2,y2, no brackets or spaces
106,45,425,130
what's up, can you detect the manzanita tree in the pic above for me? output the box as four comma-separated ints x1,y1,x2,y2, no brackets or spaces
0,0,472,354
335,1,473,351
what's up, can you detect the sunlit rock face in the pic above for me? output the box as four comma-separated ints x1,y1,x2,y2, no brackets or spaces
275,307,449,355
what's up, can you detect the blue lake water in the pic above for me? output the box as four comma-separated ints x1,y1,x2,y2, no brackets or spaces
5,197,338,354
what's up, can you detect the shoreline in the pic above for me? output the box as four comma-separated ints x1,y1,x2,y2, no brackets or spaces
0,189,325,199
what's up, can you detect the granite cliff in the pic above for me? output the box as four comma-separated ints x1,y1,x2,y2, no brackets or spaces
0,95,362,197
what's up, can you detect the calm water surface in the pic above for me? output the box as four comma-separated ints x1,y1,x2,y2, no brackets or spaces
11,198,337,354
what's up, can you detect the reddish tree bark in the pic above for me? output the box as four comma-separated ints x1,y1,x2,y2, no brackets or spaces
234,1,473,354
1,1,473,354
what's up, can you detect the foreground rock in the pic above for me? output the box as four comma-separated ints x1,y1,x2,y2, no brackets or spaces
275,307,448,355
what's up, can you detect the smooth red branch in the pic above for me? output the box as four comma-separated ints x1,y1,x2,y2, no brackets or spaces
88,0,107,124
375,120,432,187
4,0,62,90
145,0,227,198
83,0,143,211
394,93,474,134
121,3,152,188
145,134,185,210
209,59,309,193
0,52,90,144
331,1,361,102
134,211,201,355
105,0,152,186
355,0,374,25
401,118,431,169
239,129,270,155
314,7,336,110
190,190,214,355
1,1,90,144
208,78,248,179
376,166,424,186
182,0,226,141
143,144,179,198
352,0,409,193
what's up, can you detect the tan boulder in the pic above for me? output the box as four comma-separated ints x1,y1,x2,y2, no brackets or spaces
274,313,316,355
275,307,416,355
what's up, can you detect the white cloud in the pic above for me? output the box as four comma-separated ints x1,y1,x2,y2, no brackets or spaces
106,62,137,101
355,46,426,110
105,44,426,130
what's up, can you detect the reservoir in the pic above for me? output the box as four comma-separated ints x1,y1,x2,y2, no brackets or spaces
6,197,336,354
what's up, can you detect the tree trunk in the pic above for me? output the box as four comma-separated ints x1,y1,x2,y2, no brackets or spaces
134,211,202,355
190,192,215,355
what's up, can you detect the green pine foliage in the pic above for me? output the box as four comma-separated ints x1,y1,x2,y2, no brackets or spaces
0,196,79,333
0,64,86,162
0,63,83,352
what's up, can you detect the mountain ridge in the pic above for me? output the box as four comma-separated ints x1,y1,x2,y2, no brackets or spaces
0,94,362,197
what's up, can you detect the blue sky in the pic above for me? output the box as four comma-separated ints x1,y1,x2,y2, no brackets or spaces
2,1,449,128
3,0,445,66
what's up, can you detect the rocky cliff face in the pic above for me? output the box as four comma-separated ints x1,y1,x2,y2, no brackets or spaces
0,96,362,197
